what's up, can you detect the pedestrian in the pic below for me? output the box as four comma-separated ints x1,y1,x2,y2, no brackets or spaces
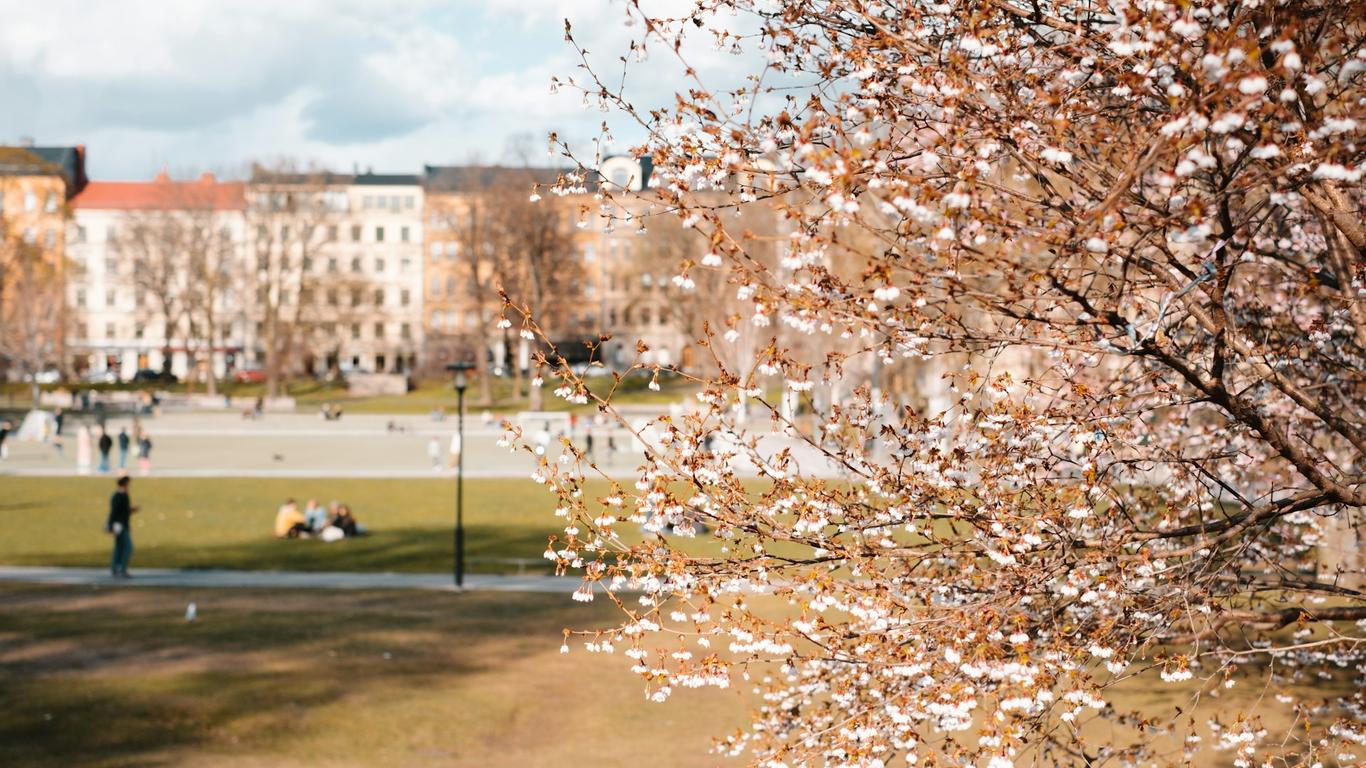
428,436,442,471
97,427,113,473
76,425,93,475
585,428,594,458
106,476,138,578
53,407,64,436
117,427,130,469
448,431,462,469
137,431,152,476
0,420,11,460
253,396,264,419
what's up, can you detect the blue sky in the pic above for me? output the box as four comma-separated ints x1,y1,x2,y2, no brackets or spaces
0,0,748,179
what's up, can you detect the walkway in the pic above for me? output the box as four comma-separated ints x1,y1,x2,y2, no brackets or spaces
0,565,580,593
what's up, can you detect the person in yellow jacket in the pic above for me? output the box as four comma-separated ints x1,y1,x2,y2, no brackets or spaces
274,498,309,538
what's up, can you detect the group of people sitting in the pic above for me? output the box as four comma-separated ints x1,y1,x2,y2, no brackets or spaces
274,498,363,542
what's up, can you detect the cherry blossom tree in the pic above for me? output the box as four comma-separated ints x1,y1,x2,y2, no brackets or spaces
512,2,1365,766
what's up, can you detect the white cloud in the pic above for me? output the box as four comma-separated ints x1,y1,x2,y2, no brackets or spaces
0,0,755,178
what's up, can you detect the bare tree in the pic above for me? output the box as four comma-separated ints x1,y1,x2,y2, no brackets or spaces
0,231,63,402
246,166,344,398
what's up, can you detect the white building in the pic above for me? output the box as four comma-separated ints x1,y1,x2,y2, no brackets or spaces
66,173,250,380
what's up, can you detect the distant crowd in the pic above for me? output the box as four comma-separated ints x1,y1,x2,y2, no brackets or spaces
274,499,364,542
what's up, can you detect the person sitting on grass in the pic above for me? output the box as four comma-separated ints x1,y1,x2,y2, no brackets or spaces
303,498,328,532
329,504,362,538
274,498,310,539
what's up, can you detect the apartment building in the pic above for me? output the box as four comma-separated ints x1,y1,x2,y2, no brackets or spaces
245,170,424,377
0,144,87,378
67,173,249,380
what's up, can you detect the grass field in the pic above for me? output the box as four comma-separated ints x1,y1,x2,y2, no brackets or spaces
0,584,748,768
0,477,604,574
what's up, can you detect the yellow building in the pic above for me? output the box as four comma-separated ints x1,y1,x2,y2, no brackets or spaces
0,144,87,378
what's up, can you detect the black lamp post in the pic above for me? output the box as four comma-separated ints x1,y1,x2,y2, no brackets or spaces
446,361,475,589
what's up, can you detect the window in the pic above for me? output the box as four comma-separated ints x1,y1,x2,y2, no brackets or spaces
299,288,313,305
44,229,56,248
583,244,596,262
134,324,145,340
373,288,384,306
400,257,411,272
375,226,385,243
351,289,361,308
623,307,633,325
327,290,338,307
448,310,460,327
302,256,313,272
445,242,458,259
327,257,339,273
327,225,338,242
641,273,652,288
74,225,87,243
43,191,58,212
400,226,410,243
257,225,268,241
280,225,290,241
389,195,399,210
106,257,117,274
351,224,362,242
374,257,385,273
430,277,440,295
431,311,443,330
400,323,411,339
106,323,116,339
350,257,362,273
105,290,115,308
23,227,35,244
374,322,385,339
659,304,671,323
24,192,36,211
405,195,415,209
134,289,145,307
445,276,456,295
641,307,652,325
400,289,410,306
75,290,86,308
363,195,373,209
608,308,618,326
351,323,361,340
430,242,441,261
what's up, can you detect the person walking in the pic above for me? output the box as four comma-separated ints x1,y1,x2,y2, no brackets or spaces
448,431,462,469
136,432,152,476
428,436,442,471
0,419,11,460
106,476,138,578
97,427,113,473
53,407,64,436
117,427,130,470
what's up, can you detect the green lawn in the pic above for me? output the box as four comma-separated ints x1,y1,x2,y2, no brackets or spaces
0,584,749,768
0,477,598,574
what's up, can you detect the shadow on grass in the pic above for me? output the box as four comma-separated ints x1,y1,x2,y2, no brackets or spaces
0,524,557,575
0,585,616,768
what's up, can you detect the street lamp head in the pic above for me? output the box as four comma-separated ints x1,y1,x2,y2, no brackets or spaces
446,361,475,393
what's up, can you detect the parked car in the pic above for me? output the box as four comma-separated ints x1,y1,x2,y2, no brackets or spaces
80,369,119,384
232,366,267,383
131,368,178,384
22,370,62,384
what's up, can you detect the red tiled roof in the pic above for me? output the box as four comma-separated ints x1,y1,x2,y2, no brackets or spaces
73,173,245,211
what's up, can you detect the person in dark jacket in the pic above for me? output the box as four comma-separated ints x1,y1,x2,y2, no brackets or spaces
106,476,138,578
0,420,11,460
97,428,113,473
116,427,130,470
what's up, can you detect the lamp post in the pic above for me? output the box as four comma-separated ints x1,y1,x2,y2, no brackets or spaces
446,361,475,589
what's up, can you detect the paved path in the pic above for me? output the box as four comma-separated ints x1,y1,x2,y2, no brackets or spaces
0,565,581,593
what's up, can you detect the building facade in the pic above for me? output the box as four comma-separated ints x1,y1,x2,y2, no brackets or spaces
67,173,249,380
